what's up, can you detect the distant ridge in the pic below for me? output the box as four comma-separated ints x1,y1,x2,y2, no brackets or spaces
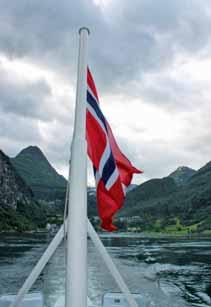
120,161,211,232
7,145,211,232
188,161,211,186
11,146,67,201
168,166,196,185
121,176,177,216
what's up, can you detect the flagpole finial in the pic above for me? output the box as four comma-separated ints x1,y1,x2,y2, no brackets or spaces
79,27,90,35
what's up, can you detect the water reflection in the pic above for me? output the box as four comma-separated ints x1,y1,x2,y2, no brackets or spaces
0,233,211,307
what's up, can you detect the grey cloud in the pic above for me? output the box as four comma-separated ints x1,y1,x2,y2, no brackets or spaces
0,111,42,156
0,0,102,77
116,135,204,184
41,129,72,168
0,108,71,173
0,0,211,182
137,75,206,110
181,106,211,161
91,0,211,93
43,142,70,174
0,0,211,92
186,133,211,157
119,138,183,178
0,65,54,121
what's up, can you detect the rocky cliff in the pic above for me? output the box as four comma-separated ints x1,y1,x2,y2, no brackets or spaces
0,150,46,231
0,150,33,209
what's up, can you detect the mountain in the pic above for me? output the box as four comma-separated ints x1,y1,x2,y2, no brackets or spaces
188,161,211,188
168,166,196,185
6,145,211,233
10,146,99,215
120,162,211,232
0,150,46,231
11,146,67,201
120,177,177,217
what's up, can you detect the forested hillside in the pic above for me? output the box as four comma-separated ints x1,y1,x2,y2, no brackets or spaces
120,162,211,232
11,146,67,201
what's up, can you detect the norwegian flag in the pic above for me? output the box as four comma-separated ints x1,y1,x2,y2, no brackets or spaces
86,68,142,231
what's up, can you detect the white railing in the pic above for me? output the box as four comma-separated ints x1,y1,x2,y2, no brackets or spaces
87,220,138,307
9,223,66,307
9,219,138,307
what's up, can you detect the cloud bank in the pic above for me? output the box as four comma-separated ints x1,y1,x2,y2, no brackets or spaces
0,0,211,185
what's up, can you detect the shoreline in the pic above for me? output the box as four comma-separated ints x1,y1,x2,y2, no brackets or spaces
99,230,211,238
1,228,210,237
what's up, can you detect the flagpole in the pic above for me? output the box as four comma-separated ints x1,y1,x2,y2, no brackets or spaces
65,27,89,307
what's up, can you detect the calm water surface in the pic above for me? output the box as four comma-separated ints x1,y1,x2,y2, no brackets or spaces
0,232,211,307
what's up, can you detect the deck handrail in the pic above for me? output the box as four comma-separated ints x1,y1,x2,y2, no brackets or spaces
9,223,66,307
9,219,138,307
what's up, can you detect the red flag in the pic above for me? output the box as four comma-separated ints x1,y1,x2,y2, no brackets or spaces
86,68,142,231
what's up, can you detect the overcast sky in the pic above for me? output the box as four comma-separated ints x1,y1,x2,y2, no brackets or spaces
0,0,211,185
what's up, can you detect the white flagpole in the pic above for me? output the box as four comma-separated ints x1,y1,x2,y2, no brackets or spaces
65,27,89,307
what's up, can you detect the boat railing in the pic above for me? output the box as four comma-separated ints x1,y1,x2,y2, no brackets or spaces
8,219,138,307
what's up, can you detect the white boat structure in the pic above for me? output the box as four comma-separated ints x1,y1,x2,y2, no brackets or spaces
0,28,147,307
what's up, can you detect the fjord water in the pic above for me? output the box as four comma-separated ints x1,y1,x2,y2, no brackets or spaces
0,233,211,307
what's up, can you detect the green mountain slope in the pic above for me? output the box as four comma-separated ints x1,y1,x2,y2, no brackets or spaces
11,146,67,201
126,177,177,203
188,161,211,188
120,162,211,232
11,146,97,215
120,177,178,218
9,145,211,233
168,166,196,185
